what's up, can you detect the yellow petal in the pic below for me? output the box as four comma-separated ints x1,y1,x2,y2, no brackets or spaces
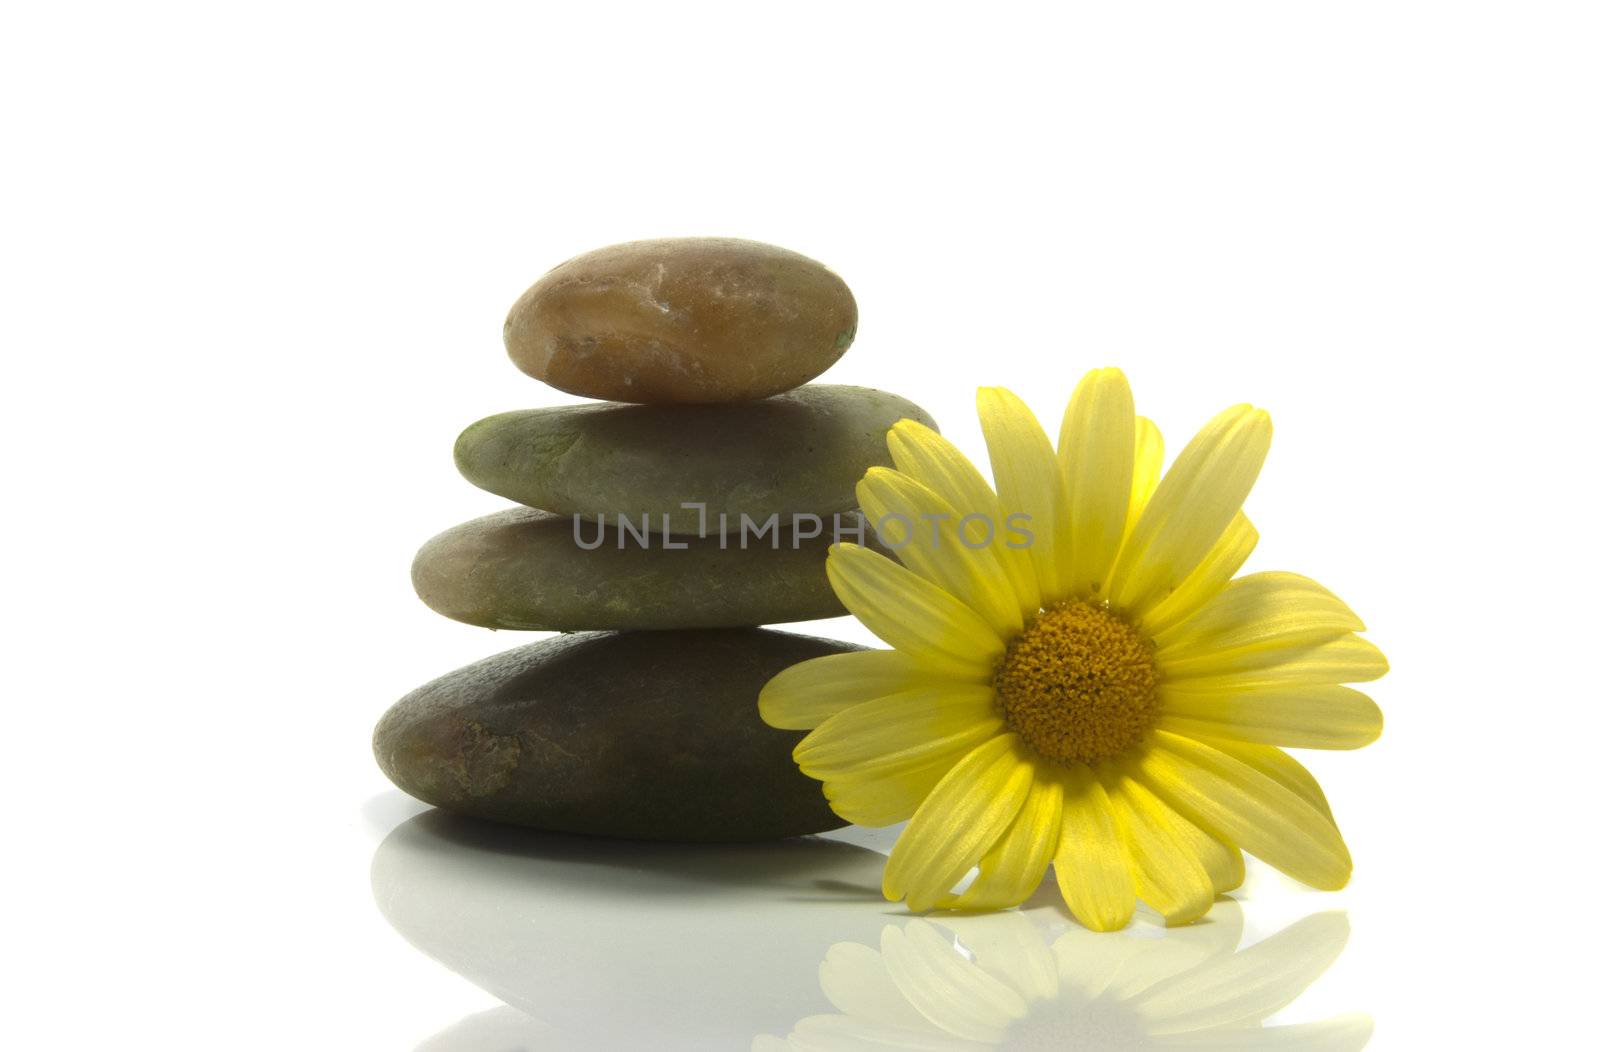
1136,513,1258,637
1052,767,1137,932
1179,821,1244,897
1116,771,1247,895
1154,572,1367,674
857,467,1024,636
759,649,963,730
1109,405,1271,618
1057,367,1136,599
978,387,1064,606
1162,633,1389,689
1137,731,1351,890
795,685,1001,779
1105,774,1216,927
1202,737,1338,824
880,921,1027,1041
888,418,1042,615
1127,416,1164,526
884,734,1034,911
1159,684,1383,750
823,757,964,827
938,770,1064,910
827,542,1007,677
886,419,997,510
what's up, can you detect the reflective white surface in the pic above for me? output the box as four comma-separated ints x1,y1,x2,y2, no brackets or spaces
370,801,1371,1050
8,2,1596,1047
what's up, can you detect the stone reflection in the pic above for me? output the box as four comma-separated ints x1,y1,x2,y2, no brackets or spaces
756,903,1371,1050
372,811,893,1049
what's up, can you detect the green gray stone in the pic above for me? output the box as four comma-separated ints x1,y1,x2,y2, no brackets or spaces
412,502,864,626
372,629,860,841
413,506,864,630
452,384,935,535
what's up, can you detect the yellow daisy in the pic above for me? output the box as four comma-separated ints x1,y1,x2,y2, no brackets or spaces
759,368,1387,930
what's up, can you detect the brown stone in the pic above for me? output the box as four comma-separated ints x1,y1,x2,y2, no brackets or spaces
503,238,858,403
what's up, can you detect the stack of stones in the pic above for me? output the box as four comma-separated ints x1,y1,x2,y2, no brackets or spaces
373,238,936,842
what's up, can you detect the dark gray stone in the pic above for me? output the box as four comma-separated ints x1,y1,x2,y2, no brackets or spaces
372,629,862,841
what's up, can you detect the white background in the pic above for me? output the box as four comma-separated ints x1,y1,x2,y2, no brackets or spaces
4,2,1596,1048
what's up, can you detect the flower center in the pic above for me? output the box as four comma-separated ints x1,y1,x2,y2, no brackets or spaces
993,601,1160,766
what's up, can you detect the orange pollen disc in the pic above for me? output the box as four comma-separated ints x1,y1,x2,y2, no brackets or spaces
993,600,1161,766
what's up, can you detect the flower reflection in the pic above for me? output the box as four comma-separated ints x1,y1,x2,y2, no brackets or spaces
756,902,1371,1050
